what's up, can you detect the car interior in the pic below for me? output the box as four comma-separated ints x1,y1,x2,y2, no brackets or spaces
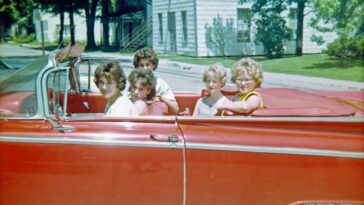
1,53,363,118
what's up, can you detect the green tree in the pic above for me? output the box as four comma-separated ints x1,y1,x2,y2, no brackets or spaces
0,0,37,43
239,0,293,58
84,0,99,49
311,0,364,60
287,0,310,56
240,0,310,57
37,0,85,45
101,0,110,49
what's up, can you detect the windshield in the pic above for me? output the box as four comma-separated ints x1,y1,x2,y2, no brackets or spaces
0,57,47,118
0,56,47,92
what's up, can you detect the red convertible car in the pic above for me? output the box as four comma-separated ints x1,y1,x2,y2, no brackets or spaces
0,48,363,205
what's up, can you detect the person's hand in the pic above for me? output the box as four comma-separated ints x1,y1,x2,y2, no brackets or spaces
154,95,161,102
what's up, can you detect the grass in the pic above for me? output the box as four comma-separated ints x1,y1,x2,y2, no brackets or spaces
160,54,364,82
260,54,364,82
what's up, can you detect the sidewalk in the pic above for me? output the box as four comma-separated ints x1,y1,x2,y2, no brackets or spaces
0,43,48,57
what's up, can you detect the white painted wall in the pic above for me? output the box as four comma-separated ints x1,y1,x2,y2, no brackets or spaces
152,0,196,55
152,0,339,56
33,10,101,44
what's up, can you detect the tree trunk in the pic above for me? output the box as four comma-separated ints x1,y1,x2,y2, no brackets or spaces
295,0,305,56
85,0,98,49
102,0,110,49
0,19,4,43
69,8,75,45
58,11,65,46
115,19,121,48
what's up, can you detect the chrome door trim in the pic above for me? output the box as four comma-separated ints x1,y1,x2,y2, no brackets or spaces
1,136,363,159
186,143,364,159
0,136,184,149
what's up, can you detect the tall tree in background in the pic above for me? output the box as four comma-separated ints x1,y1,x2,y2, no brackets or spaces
239,0,293,58
0,0,20,43
101,0,110,49
239,0,309,57
0,0,37,43
37,0,84,45
288,0,310,56
58,8,65,45
84,0,99,49
311,0,364,60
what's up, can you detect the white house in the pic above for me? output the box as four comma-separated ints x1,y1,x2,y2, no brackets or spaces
152,0,337,57
33,9,102,44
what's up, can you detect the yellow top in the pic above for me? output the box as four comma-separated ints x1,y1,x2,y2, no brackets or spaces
237,91,264,108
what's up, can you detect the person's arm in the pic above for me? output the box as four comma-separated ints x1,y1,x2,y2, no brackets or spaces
155,78,179,114
192,98,202,116
159,95,179,115
133,99,148,115
216,95,261,114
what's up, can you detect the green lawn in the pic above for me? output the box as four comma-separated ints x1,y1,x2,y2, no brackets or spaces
160,54,364,82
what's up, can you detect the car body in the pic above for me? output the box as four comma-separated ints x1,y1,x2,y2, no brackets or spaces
0,47,363,205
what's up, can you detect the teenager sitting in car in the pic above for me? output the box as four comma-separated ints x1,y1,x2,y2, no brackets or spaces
132,47,179,115
128,68,158,115
94,61,138,117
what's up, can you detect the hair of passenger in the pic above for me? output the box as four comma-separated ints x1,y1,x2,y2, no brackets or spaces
231,58,263,87
133,47,159,70
128,68,157,101
94,61,126,91
202,63,227,86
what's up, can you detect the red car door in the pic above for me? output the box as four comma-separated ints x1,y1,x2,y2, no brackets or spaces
0,117,185,205
178,118,364,205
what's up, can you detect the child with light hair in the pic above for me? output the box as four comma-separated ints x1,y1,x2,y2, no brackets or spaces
216,58,264,115
193,64,230,117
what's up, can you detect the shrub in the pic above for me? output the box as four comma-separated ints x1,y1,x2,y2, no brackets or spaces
13,34,36,43
325,36,364,59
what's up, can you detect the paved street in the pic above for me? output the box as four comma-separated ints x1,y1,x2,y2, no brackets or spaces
1,43,363,91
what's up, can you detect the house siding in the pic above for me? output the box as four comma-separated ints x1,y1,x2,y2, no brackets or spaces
152,0,196,55
195,0,237,57
152,1,337,57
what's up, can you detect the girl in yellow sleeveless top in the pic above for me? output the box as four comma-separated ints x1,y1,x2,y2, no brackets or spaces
216,58,264,115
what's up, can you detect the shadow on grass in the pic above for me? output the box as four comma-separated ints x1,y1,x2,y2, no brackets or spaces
304,58,364,70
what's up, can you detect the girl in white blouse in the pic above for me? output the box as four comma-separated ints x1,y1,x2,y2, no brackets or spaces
94,61,138,117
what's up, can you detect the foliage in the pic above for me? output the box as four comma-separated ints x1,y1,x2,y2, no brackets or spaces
239,0,293,59
0,0,38,42
12,33,35,43
310,0,364,60
325,35,364,59
0,0,21,24
255,12,293,59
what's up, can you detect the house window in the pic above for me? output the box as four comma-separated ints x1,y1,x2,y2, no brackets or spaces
237,9,251,42
289,8,297,39
158,13,163,44
181,11,187,46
